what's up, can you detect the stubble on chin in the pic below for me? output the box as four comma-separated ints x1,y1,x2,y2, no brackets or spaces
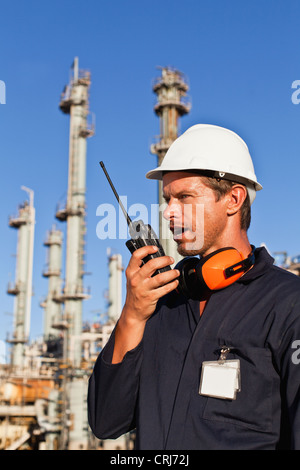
176,239,205,257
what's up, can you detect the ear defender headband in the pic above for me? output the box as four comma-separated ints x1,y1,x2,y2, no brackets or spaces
175,246,255,300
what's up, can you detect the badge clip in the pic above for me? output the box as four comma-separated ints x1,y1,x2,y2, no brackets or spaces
218,346,231,364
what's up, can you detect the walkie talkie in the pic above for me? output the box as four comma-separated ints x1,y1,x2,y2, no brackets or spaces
99,161,171,276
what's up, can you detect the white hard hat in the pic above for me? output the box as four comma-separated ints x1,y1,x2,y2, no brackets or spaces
146,124,262,205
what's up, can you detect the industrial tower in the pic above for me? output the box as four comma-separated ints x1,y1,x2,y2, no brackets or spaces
40,225,63,342
7,187,35,368
150,67,191,264
107,250,123,323
0,59,127,451
55,58,94,450
56,57,94,369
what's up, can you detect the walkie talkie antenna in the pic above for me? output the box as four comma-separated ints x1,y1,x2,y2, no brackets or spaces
99,161,132,227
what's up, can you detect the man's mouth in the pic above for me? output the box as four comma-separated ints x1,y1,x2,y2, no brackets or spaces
170,225,188,241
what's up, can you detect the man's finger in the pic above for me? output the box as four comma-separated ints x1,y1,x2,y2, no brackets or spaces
149,268,180,289
127,245,159,271
140,254,175,278
152,278,180,299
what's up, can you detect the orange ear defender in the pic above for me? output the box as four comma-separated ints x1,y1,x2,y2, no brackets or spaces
175,247,255,300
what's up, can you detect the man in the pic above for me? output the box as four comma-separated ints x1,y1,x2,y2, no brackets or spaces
88,124,300,449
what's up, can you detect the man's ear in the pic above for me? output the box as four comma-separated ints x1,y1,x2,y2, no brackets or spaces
227,185,247,216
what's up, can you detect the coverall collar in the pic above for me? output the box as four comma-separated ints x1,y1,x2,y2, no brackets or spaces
236,246,275,284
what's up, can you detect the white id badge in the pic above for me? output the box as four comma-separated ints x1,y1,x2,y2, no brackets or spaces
199,359,241,400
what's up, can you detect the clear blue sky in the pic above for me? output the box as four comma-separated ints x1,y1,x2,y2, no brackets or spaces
1,0,300,344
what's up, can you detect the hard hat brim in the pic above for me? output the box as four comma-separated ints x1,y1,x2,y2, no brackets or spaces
146,166,263,192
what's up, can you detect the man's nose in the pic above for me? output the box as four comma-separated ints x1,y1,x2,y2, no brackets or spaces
163,200,181,221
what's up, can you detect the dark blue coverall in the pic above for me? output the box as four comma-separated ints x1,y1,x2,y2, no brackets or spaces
88,247,300,449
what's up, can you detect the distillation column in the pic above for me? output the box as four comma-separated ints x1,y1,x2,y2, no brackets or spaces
56,57,94,369
7,187,35,368
150,67,191,264
107,251,123,323
56,58,94,450
41,226,63,341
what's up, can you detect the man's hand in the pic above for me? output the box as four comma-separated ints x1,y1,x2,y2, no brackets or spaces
124,245,180,321
112,245,180,363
